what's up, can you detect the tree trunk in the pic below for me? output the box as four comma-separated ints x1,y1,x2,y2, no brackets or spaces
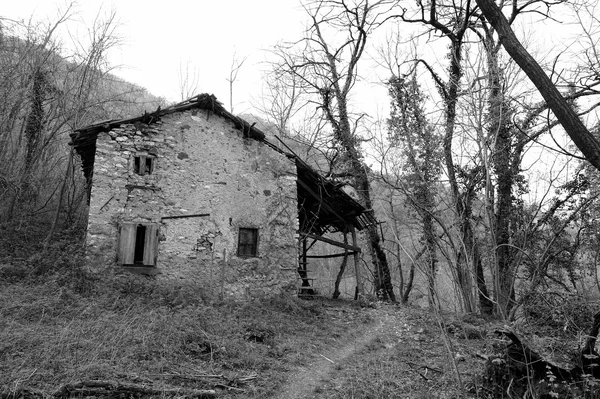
24,68,46,175
422,187,438,307
486,35,516,317
401,261,415,304
42,150,73,253
443,39,479,312
332,232,349,299
356,172,395,302
327,91,395,302
476,0,600,171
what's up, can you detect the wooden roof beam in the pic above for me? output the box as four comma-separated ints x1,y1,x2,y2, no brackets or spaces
297,178,354,228
300,232,361,252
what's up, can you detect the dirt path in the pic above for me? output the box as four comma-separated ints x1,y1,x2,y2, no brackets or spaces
274,306,403,399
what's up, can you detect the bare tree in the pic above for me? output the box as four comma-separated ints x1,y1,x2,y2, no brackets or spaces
476,0,600,170
226,51,248,113
272,0,399,301
397,0,486,313
177,58,201,101
387,72,443,306
253,68,303,137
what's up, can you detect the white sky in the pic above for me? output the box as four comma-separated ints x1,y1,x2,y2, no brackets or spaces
3,0,308,112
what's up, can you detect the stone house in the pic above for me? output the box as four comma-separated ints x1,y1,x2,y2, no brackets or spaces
71,94,375,299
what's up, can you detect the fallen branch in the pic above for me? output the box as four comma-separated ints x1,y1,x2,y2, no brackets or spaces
214,384,244,392
236,374,258,383
484,315,600,397
1,380,217,399
149,373,225,380
320,354,335,364
54,380,216,398
497,328,574,382
405,360,442,374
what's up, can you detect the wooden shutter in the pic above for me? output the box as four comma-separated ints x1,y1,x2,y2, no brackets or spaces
238,228,258,257
143,224,158,266
118,223,136,264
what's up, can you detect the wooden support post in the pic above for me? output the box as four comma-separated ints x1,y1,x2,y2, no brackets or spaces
351,227,362,299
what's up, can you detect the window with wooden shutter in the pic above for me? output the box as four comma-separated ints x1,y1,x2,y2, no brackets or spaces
118,222,158,266
237,228,258,257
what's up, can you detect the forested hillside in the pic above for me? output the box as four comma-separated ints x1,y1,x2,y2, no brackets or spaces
0,10,164,257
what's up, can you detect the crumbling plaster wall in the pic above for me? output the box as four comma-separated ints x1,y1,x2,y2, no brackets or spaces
85,108,299,298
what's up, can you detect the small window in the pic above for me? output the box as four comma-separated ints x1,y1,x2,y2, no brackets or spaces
237,228,258,257
118,223,158,266
134,155,154,175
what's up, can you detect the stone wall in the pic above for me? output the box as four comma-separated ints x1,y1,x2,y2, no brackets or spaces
84,108,299,299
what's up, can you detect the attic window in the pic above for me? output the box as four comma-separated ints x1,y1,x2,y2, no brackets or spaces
134,155,154,175
118,223,158,266
237,228,258,257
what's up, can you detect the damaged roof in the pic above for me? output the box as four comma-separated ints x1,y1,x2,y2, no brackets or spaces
70,93,376,233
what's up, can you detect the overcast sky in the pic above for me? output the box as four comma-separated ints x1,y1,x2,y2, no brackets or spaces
3,0,308,112
3,1,590,126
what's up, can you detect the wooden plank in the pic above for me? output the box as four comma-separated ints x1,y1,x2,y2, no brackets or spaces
161,213,210,220
306,251,358,259
143,224,158,266
118,223,136,265
125,184,161,191
300,232,361,253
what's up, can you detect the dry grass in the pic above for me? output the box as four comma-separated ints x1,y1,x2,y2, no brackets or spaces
0,257,372,398
5,234,599,399
314,308,477,399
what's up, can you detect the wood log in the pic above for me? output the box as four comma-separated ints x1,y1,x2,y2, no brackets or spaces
52,380,217,398
498,329,574,382
1,380,217,399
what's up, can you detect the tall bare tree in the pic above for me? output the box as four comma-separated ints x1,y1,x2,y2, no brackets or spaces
273,0,399,300
397,0,486,312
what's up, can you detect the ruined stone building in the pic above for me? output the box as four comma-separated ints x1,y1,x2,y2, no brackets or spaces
71,94,375,299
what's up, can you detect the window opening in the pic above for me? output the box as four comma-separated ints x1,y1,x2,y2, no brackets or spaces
134,225,147,263
134,155,153,175
238,228,258,257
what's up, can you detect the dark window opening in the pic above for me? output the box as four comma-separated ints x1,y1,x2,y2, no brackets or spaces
134,225,147,264
134,155,153,175
238,228,258,257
